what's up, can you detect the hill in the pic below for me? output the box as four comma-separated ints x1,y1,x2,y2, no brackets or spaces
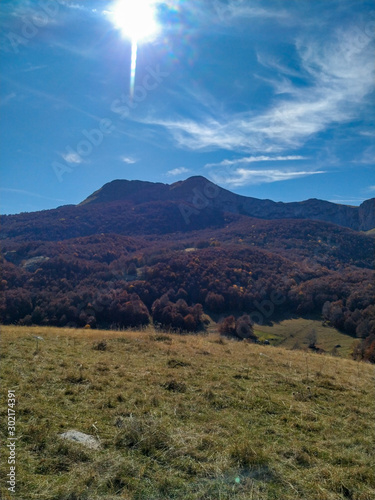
0,177,374,361
1,325,374,500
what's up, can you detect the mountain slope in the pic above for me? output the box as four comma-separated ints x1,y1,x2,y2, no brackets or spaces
0,200,230,241
79,176,375,231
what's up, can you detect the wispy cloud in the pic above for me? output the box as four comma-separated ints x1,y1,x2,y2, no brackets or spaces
59,1,85,10
360,130,375,138
48,40,97,59
21,65,47,73
210,169,326,187
142,27,374,156
357,146,375,165
58,1,97,13
1,0,60,28
61,152,83,164
328,196,367,205
166,167,190,176
2,76,102,120
0,188,66,202
205,155,307,168
214,1,289,23
256,54,305,79
121,156,137,164
0,92,17,106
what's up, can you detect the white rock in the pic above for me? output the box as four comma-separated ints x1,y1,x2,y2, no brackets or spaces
59,430,100,450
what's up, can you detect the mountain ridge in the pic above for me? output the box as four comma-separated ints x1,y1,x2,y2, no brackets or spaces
78,176,374,231
1,177,374,243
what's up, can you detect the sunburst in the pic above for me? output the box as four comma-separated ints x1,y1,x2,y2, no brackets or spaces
108,0,160,98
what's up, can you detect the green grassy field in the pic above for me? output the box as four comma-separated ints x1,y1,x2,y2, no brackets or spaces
1,325,374,500
254,318,356,358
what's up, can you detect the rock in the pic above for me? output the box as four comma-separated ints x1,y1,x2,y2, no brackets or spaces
22,256,50,271
59,430,100,450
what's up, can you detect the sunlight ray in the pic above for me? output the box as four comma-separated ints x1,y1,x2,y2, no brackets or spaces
130,41,138,98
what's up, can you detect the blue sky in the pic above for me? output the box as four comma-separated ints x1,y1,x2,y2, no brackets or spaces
1,0,374,214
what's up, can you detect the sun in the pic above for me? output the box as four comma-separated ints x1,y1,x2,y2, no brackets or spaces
109,0,159,43
108,0,161,97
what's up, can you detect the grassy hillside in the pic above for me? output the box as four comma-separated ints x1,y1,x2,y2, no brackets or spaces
1,326,374,500
254,318,356,358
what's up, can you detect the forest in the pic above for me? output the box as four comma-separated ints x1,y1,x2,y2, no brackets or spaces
1,208,374,362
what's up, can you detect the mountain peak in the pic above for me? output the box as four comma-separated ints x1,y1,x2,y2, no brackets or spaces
79,179,169,206
79,176,219,206
77,176,374,231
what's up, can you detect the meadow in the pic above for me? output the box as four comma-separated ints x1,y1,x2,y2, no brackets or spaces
253,318,356,358
1,325,374,500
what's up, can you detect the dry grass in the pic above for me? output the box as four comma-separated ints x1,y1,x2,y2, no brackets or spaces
1,325,374,500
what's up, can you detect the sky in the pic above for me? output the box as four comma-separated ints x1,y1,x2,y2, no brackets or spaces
1,0,374,215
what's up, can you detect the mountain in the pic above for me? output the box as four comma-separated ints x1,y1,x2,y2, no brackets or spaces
80,176,375,231
1,177,374,362
1,177,374,243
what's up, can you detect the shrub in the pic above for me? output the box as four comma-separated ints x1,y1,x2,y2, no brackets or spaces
236,314,256,340
220,314,258,341
92,340,107,351
163,379,187,392
219,315,236,336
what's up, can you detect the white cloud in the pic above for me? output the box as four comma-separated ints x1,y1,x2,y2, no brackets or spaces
256,53,305,80
8,1,56,19
360,130,375,138
62,152,83,164
328,196,367,205
205,155,307,168
121,156,137,164
59,1,86,10
210,169,326,187
21,65,47,73
167,167,190,176
143,27,375,155
214,1,289,23
357,146,375,165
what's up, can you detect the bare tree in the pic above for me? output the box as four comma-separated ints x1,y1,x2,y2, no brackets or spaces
306,328,317,349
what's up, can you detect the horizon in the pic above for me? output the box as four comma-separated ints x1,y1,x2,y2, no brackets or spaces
1,0,375,215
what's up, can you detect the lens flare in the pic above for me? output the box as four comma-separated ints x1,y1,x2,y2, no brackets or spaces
108,0,160,97
130,41,138,98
